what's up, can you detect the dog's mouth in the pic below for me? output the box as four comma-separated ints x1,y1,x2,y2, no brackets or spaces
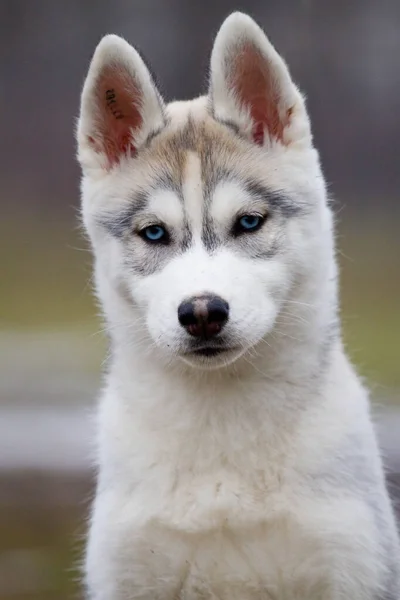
190,347,229,357
183,344,239,359
180,342,244,369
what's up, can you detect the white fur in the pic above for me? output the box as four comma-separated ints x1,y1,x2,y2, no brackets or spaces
77,12,400,600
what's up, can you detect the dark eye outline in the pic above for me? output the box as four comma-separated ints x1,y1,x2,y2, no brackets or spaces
138,224,170,245
232,213,267,237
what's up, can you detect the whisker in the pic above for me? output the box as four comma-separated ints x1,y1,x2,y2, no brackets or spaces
283,299,317,309
241,353,274,380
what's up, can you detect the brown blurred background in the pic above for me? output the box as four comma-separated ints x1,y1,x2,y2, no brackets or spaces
0,1,399,598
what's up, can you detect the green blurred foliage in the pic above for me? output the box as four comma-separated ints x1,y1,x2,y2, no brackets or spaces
0,473,87,600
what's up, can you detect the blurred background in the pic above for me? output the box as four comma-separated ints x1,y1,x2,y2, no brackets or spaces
1,0,399,598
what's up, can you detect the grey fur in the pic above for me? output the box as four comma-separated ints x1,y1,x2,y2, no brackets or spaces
244,180,308,218
98,118,313,274
375,592,400,600
181,217,193,252
98,190,149,238
98,173,180,238
201,213,220,252
311,432,400,598
124,243,175,277
243,232,282,260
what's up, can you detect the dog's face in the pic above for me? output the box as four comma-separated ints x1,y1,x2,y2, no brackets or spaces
78,13,328,369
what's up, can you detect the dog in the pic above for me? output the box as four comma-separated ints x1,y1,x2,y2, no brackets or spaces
77,12,400,600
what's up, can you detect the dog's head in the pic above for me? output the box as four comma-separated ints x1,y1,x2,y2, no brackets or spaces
77,13,333,370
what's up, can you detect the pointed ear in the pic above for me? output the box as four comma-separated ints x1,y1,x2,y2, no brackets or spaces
77,35,165,171
209,13,309,147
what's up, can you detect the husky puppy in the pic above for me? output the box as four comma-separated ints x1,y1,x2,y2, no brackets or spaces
77,12,400,600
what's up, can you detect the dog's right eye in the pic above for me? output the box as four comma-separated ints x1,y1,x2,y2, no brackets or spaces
139,224,169,244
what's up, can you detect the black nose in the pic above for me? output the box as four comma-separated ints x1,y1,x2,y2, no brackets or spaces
178,295,229,338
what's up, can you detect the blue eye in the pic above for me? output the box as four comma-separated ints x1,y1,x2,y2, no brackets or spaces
236,214,264,233
141,225,168,243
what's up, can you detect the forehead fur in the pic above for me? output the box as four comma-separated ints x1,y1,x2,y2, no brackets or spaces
139,101,249,192
125,96,319,205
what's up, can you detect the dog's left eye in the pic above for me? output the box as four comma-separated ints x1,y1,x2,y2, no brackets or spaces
233,214,265,235
139,225,169,244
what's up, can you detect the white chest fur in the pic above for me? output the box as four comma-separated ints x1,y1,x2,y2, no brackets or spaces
85,367,385,600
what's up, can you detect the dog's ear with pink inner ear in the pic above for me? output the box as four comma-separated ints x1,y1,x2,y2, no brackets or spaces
77,35,165,171
209,12,309,147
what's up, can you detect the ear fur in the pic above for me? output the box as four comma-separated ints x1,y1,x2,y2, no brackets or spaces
210,12,309,147
77,35,165,171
